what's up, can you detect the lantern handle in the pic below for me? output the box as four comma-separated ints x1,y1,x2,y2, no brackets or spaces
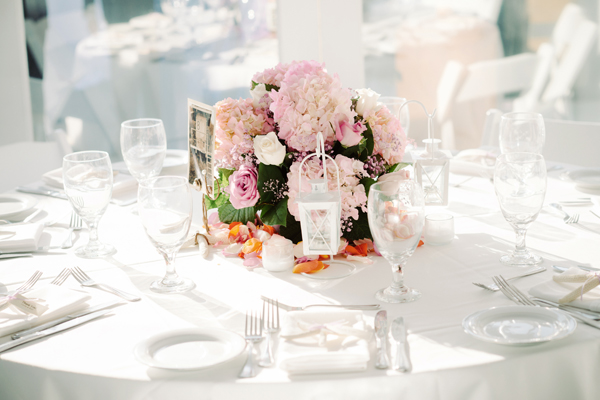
297,132,341,194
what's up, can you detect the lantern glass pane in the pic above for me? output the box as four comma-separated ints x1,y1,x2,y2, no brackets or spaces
305,208,333,253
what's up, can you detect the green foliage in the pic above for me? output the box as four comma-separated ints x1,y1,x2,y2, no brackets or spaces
251,81,279,92
386,162,410,173
205,168,235,210
278,212,303,244
218,203,256,225
257,163,285,204
360,177,377,197
258,198,288,227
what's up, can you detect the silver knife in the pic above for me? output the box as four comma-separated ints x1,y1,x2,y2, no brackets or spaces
0,308,111,353
0,253,32,259
391,317,412,373
374,310,389,369
11,301,121,339
16,186,68,200
553,265,600,273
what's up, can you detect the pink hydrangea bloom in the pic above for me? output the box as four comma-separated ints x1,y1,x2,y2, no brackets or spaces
269,61,355,152
286,155,368,225
252,63,292,88
214,98,273,170
363,105,407,165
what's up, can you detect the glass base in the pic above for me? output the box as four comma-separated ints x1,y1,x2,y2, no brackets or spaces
150,276,196,294
500,251,542,266
74,242,116,259
375,286,421,303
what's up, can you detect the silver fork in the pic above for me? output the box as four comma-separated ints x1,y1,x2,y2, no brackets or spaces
61,212,83,249
493,275,600,329
50,268,71,285
259,298,280,368
472,266,546,291
260,295,380,311
71,266,141,302
239,309,263,378
550,203,580,224
7,270,43,295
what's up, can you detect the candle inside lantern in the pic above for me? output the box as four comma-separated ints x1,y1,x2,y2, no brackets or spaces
423,213,454,245
262,235,294,272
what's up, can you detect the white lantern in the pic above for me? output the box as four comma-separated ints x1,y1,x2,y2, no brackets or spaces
296,132,342,256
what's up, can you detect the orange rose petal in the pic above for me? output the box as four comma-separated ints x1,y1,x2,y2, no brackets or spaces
417,239,424,247
262,225,275,236
293,260,325,274
242,238,262,254
229,222,242,230
318,255,330,261
345,243,369,257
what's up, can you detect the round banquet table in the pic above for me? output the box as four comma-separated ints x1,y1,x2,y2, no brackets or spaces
1,165,600,400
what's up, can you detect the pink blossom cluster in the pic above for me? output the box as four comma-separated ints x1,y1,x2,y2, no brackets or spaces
252,63,292,88
363,106,407,165
214,97,273,169
269,61,355,152
286,154,368,224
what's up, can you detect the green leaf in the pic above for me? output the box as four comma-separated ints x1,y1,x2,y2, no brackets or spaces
386,162,411,173
279,212,303,244
218,202,256,225
218,168,235,187
341,137,367,158
363,124,375,158
341,210,373,242
360,177,377,197
257,163,285,204
259,198,288,227
205,193,229,210
251,81,280,92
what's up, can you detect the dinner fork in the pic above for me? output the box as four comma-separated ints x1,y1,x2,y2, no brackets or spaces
492,275,600,329
550,203,580,224
472,266,545,291
71,266,141,302
260,295,380,311
239,309,263,378
61,212,83,249
50,268,71,285
259,298,280,368
6,270,43,295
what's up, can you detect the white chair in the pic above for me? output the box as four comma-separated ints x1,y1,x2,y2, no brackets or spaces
543,119,600,168
512,42,555,113
480,108,502,149
436,53,538,149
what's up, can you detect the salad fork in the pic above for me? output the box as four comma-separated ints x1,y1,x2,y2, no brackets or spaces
550,203,580,224
6,270,43,295
239,309,263,378
61,212,83,249
260,295,380,311
259,298,280,367
472,266,545,291
71,266,141,302
50,268,71,286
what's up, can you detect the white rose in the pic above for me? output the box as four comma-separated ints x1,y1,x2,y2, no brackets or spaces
250,83,268,108
253,132,286,165
355,88,382,116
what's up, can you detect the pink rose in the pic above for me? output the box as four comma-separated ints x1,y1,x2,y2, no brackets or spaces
335,115,365,147
225,164,260,209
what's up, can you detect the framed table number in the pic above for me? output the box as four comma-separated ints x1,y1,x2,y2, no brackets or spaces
187,98,215,193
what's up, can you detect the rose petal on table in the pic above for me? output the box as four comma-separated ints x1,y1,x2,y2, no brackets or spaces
293,260,327,274
223,243,243,256
346,255,374,264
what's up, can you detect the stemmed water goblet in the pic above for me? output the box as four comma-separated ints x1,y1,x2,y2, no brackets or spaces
120,118,167,183
499,112,545,154
62,151,116,258
494,153,547,266
379,96,410,136
367,178,425,303
138,176,196,294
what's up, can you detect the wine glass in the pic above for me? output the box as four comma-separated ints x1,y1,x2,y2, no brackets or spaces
63,151,116,258
120,118,167,183
138,176,196,293
494,153,547,266
367,178,425,303
499,112,545,154
379,96,410,136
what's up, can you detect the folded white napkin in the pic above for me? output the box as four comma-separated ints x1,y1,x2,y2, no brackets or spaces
0,223,44,253
278,309,372,374
529,267,600,311
42,167,137,196
0,285,91,337
450,149,496,178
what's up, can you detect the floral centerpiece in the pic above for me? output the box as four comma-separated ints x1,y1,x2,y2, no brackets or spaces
207,60,408,249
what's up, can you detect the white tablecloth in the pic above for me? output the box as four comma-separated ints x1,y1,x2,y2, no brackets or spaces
1,165,600,399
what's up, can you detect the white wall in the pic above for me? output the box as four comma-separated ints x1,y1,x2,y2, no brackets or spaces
0,0,34,145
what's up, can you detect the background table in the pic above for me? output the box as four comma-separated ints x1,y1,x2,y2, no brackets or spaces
1,165,600,399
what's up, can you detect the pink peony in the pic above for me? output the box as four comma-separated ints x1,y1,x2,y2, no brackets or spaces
225,164,260,209
334,114,365,147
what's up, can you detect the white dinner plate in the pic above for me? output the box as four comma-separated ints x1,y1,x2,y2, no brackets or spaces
463,305,576,345
0,194,38,219
567,169,600,190
163,149,188,168
133,328,246,370
301,260,357,280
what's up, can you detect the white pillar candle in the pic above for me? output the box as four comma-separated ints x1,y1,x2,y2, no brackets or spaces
423,213,454,245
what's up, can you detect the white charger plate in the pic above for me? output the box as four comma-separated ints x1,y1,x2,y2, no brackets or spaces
134,328,246,370
463,305,576,345
0,194,38,219
300,260,357,280
567,169,600,190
